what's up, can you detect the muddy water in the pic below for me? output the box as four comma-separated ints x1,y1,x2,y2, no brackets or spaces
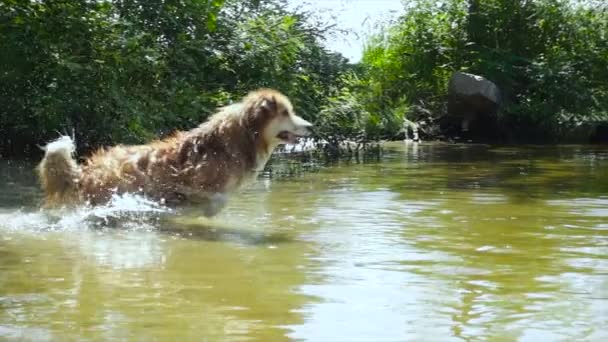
1,143,607,341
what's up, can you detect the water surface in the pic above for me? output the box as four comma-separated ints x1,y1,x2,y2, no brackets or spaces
1,143,607,341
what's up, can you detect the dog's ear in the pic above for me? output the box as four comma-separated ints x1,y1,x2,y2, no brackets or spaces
244,92,277,135
259,95,277,113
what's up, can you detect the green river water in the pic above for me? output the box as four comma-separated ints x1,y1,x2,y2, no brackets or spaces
0,142,607,341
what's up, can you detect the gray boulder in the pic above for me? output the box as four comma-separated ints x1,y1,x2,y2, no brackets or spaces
447,72,501,138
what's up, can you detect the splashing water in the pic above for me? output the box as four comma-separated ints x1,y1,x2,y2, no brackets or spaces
0,193,173,233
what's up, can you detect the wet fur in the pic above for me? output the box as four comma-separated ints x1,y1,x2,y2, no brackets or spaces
37,89,304,216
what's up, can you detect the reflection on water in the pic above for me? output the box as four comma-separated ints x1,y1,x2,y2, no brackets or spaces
1,143,607,341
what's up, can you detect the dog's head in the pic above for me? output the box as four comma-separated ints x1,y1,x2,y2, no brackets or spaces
244,89,312,148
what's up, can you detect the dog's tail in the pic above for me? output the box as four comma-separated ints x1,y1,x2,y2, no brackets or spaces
37,136,81,207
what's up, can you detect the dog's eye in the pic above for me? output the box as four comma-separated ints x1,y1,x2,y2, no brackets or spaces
281,110,289,116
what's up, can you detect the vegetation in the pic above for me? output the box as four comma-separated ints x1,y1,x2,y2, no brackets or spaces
356,0,608,142
0,0,349,156
1,0,607,157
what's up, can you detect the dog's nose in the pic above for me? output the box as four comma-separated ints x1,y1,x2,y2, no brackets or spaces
291,115,313,137
293,115,313,129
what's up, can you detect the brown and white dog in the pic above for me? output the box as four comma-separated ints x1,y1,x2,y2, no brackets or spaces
37,89,312,216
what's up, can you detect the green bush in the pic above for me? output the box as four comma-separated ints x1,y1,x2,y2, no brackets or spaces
358,0,608,142
316,88,369,146
3,0,605,153
0,0,348,156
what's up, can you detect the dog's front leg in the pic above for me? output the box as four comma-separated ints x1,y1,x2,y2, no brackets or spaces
172,188,230,218
201,193,229,217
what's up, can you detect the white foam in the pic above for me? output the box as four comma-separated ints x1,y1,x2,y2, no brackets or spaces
0,193,172,233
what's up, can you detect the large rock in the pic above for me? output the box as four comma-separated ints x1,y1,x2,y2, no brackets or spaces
446,72,501,140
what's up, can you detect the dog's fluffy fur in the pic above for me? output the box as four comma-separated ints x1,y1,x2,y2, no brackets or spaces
37,89,311,216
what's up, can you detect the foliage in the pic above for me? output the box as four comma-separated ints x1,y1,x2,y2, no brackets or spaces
359,0,608,142
316,85,369,146
3,0,607,154
0,0,349,156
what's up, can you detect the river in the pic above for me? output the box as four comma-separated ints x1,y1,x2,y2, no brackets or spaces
1,142,607,341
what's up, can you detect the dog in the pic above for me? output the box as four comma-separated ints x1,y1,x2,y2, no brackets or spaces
37,89,312,217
